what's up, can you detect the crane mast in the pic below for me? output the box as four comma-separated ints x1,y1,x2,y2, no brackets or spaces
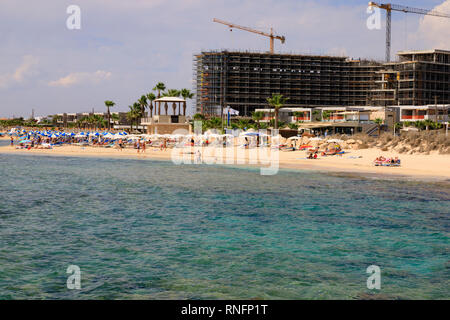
213,18,285,54
368,2,450,62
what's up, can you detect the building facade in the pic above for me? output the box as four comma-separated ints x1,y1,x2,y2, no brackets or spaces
371,49,450,106
193,49,450,116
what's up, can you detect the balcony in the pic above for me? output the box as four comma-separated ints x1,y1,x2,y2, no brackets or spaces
401,115,425,120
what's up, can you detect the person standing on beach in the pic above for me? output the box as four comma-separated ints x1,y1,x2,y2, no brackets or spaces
10,137,14,147
142,140,146,153
137,140,141,153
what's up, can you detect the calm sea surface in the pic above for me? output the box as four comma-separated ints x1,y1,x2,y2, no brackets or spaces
0,152,448,299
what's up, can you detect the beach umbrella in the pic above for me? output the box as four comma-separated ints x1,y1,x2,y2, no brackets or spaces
242,132,259,136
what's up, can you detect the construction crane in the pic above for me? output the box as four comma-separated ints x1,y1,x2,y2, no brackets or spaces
213,18,285,54
368,2,450,62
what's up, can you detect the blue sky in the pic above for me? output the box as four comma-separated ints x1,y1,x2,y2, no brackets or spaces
0,0,449,118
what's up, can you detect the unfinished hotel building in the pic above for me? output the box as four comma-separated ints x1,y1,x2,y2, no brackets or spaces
193,49,450,120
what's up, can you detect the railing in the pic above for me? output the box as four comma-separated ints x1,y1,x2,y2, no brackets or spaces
401,115,424,120
140,118,153,124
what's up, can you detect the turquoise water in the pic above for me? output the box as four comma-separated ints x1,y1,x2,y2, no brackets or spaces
0,153,448,299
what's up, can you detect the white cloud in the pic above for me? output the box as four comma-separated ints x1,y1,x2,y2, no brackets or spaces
48,70,112,87
410,0,450,49
0,55,38,88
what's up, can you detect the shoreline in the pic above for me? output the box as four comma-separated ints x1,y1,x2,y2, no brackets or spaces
1,144,449,183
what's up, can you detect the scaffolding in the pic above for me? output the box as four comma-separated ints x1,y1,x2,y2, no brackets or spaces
193,49,450,116
371,49,450,106
193,50,381,116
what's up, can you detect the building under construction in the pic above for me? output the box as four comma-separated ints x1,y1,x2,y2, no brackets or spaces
371,49,450,106
193,49,450,116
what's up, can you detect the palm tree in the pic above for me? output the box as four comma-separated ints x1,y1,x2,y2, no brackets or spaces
206,117,222,130
374,118,383,136
153,82,166,115
138,95,148,118
423,119,434,131
266,93,288,130
193,113,205,121
126,108,134,132
146,93,156,117
180,89,194,116
312,109,321,121
110,113,119,129
89,114,106,130
252,111,264,129
322,110,332,121
52,114,61,127
132,102,142,129
237,118,250,130
394,122,402,135
104,100,115,130
127,104,141,132
163,89,180,97
288,123,299,130
163,89,180,114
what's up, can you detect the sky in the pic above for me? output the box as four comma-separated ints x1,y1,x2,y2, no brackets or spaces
0,0,449,118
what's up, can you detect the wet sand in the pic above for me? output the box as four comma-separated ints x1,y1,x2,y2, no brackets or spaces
1,143,449,182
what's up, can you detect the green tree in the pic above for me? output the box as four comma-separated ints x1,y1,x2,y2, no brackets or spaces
110,113,119,129
237,118,250,130
322,110,332,121
180,88,194,116
312,109,321,121
423,119,434,131
206,117,222,130
153,82,166,115
288,123,299,130
146,93,156,117
127,104,141,132
252,111,264,129
138,95,148,118
374,118,384,136
163,89,180,97
104,100,115,130
193,113,205,121
266,93,288,130
414,120,425,130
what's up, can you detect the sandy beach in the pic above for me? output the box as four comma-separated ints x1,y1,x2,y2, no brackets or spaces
1,140,449,182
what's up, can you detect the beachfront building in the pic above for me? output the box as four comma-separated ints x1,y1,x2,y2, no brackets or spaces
193,49,450,133
398,105,450,123
254,107,312,123
193,51,380,116
259,106,397,136
141,96,190,134
371,49,450,107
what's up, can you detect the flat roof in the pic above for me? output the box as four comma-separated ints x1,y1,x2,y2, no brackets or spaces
397,49,450,55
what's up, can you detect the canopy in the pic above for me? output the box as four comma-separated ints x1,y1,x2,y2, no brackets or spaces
154,96,186,103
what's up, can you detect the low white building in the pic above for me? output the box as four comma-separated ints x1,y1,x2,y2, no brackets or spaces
398,105,449,123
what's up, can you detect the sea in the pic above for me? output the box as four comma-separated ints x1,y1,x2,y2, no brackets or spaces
0,149,448,299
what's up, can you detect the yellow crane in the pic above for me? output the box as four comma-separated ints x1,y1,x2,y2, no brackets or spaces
368,2,450,62
213,18,285,54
